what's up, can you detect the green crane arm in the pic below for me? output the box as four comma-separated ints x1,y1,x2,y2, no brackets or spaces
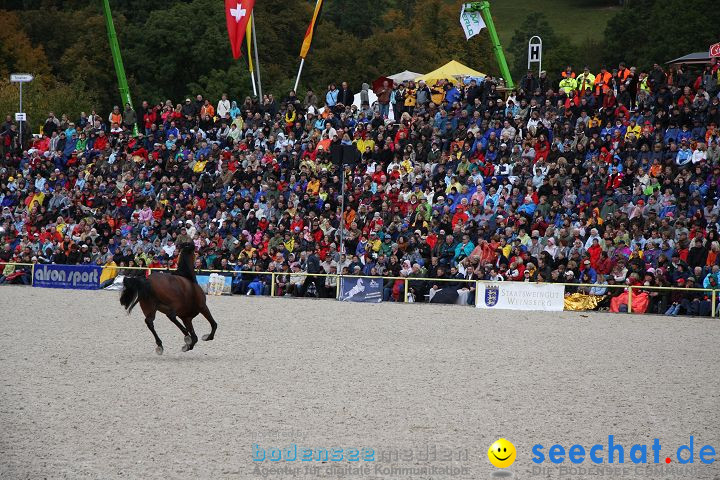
476,1,515,89
102,0,138,135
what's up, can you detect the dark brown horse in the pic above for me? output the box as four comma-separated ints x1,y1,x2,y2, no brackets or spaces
120,242,217,354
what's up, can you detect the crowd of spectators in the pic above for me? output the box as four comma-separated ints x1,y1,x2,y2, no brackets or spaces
1,59,720,314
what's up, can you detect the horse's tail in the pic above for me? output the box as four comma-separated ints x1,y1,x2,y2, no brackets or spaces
120,276,152,314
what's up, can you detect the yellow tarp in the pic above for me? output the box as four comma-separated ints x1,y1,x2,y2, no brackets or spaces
564,293,606,311
415,60,486,84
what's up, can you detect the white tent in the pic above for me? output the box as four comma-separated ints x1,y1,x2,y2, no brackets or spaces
388,70,422,83
352,89,378,108
318,88,395,121
353,89,397,121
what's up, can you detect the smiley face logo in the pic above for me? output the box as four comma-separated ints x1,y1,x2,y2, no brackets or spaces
488,438,516,468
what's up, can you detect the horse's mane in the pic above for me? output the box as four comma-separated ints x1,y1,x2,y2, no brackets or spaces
174,247,197,284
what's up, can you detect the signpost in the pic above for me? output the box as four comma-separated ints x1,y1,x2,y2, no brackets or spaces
710,41,720,58
10,73,34,149
528,36,542,77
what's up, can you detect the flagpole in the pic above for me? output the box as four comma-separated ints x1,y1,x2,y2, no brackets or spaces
251,14,262,98
339,165,346,254
250,67,257,97
246,15,257,97
294,58,305,93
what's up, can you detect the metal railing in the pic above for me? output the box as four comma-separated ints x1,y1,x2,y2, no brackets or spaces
5,261,719,316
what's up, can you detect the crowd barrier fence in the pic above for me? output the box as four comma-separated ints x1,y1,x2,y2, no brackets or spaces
3,262,718,316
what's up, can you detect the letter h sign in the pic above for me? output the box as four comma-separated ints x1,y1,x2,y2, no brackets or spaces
528,36,542,76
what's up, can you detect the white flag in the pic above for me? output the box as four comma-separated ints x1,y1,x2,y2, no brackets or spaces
460,2,486,40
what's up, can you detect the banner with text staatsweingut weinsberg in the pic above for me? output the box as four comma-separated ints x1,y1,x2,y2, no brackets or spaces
477,282,565,311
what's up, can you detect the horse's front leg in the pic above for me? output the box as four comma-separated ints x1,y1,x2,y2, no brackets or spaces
166,311,190,344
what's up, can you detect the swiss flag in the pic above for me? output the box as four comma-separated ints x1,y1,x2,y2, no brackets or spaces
225,0,255,59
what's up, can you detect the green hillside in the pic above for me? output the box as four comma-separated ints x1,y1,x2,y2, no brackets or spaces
491,0,620,47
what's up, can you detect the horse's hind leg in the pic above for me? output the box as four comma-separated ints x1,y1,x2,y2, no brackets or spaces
180,317,198,352
141,303,163,355
200,305,218,341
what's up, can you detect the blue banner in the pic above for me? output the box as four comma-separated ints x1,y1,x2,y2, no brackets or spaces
33,264,102,290
339,277,382,303
197,273,233,295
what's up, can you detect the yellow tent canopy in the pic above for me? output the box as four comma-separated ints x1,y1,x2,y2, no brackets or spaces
415,60,486,84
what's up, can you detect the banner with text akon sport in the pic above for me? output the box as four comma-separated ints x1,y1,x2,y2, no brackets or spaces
476,282,565,311
339,277,382,303
33,264,102,290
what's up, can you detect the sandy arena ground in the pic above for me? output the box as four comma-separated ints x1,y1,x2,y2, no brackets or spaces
1,286,719,480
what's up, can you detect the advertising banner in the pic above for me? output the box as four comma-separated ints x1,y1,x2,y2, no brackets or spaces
339,277,382,303
33,264,102,290
460,3,487,40
476,282,565,311
197,273,233,295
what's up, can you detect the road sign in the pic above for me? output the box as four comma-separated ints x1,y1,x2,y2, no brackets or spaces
528,36,543,75
10,73,34,83
710,42,720,58
10,74,33,147
529,43,541,62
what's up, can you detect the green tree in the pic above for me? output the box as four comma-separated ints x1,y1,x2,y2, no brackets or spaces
323,0,390,39
508,13,583,84
187,63,254,104
18,6,123,109
0,75,98,133
602,0,720,69
124,0,234,103
601,1,651,68
0,10,51,78
3,0,501,114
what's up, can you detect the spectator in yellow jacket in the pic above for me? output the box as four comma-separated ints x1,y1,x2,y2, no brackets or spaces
576,67,595,93
559,76,577,94
354,135,374,153
624,120,641,142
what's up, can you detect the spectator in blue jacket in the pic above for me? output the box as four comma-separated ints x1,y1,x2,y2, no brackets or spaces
453,234,475,265
676,142,693,166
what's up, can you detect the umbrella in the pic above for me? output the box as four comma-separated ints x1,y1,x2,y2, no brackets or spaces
372,76,392,92
388,70,422,84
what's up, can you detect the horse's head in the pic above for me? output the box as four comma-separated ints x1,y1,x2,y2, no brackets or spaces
178,242,196,255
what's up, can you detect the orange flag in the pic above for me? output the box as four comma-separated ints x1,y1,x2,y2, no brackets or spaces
299,0,323,59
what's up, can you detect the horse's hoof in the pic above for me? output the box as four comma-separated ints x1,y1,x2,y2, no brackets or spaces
181,344,189,352
202,334,213,341
155,346,164,355
184,335,192,345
